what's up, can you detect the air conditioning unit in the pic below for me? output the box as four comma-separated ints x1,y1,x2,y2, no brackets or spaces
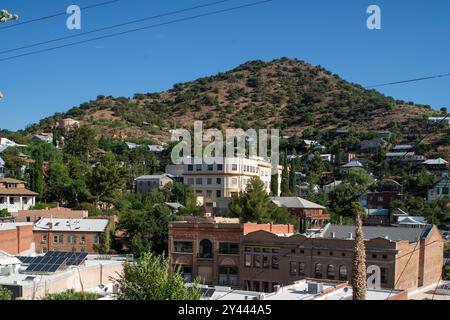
0,267,12,276
307,282,324,295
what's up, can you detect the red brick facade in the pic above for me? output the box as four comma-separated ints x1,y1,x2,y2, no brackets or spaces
15,207,88,223
33,230,102,254
0,224,34,255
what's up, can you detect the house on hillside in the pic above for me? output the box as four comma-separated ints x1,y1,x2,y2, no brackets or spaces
58,118,80,131
428,175,450,201
360,137,387,154
0,178,38,214
270,197,330,229
422,158,449,176
135,174,174,196
0,156,8,178
31,132,53,144
322,181,342,194
341,160,364,173
390,209,427,229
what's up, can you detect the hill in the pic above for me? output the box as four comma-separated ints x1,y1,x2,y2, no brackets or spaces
23,57,448,154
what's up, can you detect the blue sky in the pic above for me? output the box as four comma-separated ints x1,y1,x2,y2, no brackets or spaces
0,0,449,131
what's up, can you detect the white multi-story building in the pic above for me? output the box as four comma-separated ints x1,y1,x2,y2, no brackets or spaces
0,178,37,214
168,157,282,210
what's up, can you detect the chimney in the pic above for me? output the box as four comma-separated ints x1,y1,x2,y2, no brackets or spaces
331,232,336,239
348,232,353,240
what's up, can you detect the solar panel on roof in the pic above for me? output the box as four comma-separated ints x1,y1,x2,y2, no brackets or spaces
199,288,216,298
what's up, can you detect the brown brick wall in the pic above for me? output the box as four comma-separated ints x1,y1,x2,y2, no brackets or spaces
15,208,88,223
33,231,102,254
0,224,33,255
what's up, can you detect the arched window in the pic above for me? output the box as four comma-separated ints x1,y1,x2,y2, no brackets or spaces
314,263,322,278
199,239,213,258
339,265,348,281
327,265,335,280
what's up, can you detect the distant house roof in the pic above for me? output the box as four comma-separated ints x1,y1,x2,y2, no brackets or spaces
397,216,427,225
341,160,364,168
423,158,449,165
0,250,22,266
321,224,432,242
360,137,387,150
303,140,318,146
34,218,108,233
135,174,173,181
147,145,165,152
392,145,414,150
270,197,325,209
165,202,185,210
386,152,416,157
323,181,343,188
124,142,139,149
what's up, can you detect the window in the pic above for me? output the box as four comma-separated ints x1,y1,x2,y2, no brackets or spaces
443,187,449,195
254,254,261,268
253,281,260,292
216,190,221,198
289,262,298,276
187,178,194,185
23,197,28,203
300,250,305,254
68,235,76,244
216,178,222,185
180,266,193,283
218,267,238,286
80,248,86,253
262,282,270,293
206,190,212,199
245,254,252,267
232,164,238,171
196,165,202,172
0,197,4,204
263,255,270,269
382,255,388,259
327,265,335,280
217,164,223,171
53,235,59,244
26,216,31,222
9,197,14,205
58,235,64,244
207,178,212,185
231,178,237,185
315,263,323,278
298,262,305,276
207,165,214,171
173,241,193,253
219,243,239,255
188,165,193,172
381,268,388,284
196,178,203,185
272,250,279,269
199,239,213,259
41,235,47,244
372,254,378,259
94,236,100,244
80,236,86,244
339,265,348,280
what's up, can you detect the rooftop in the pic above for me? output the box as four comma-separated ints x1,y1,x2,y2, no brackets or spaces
321,224,432,242
0,222,33,231
271,197,325,209
33,218,108,233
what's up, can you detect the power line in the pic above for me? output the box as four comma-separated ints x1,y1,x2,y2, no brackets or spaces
0,0,123,31
0,0,272,63
0,0,237,55
367,72,450,89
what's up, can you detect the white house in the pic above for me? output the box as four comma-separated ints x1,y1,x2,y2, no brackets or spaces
0,178,38,214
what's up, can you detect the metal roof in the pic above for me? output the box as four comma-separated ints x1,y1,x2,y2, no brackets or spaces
271,197,325,209
321,224,431,242
34,218,108,232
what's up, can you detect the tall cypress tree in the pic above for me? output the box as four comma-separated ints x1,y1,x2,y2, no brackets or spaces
280,152,290,196
270,174,279,196
31,148,45,202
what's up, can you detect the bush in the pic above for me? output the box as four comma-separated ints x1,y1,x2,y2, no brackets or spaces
42,290,99,300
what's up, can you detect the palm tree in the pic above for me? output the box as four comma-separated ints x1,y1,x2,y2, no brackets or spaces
351,202,367,300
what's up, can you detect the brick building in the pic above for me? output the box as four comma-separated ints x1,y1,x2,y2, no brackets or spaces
0,223,34,255
168,216,293,286
270,197,330,230
15,207,89,223
241,224,443,293
169,218,444,293
33,218,109,254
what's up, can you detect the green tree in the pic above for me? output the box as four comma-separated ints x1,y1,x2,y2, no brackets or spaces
230,177,291,224
0,209,9,218
64,126,97,160
42,290,98,300
46,162,71,204
30,148,45,201
0,286,12,300
280,153,290,195
89,152,125,207
310,152,325,176
270,174,279,196
114,252,201,300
